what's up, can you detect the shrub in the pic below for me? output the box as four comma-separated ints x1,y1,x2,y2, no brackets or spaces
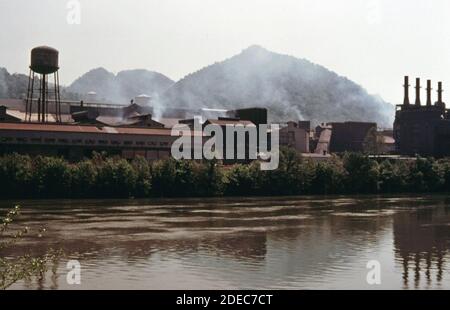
0,151,449,199
96,158,137,198
0,154,32,198
131,157,152,197
71,160,98,198
30,156,72,198
311,155,346,194
343,153,379,194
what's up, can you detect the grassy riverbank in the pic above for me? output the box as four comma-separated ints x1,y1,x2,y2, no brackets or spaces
1,149,450,199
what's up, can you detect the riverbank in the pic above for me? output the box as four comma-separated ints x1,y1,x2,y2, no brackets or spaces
1,149,450,199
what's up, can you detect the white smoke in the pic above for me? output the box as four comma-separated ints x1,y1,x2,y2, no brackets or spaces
158,45,394,127
0,68,10,97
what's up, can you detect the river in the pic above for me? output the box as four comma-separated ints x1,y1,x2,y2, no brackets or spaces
2,195,449,289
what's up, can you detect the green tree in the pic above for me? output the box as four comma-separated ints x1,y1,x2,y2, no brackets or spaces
0,154,32,198
30,156,72,198
194,159,224,196
224,164,258,196
407,157,444,192
343,153,380,194
311,155,346,194
71,159,98,198
131,157,152,197
96,158,137,198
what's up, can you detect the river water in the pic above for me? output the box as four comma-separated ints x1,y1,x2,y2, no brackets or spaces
2,195,449,290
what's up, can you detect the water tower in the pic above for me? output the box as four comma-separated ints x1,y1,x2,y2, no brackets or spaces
25,46,61,122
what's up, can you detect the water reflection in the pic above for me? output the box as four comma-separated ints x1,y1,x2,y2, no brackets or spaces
1,196,449,289
393,201,450,289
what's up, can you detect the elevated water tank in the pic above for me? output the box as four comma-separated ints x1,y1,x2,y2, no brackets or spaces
87,91,97,102
135,94,151,105
30,46,59,74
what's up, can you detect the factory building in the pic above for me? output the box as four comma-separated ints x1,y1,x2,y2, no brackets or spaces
394,76,450,157
1,46,404,162
0,96,266,162
0,122,179,160
227,107,268,127
279,121,310,153
329,122,378,153
203,117,257,163
313,123,332,155
310,122,378,154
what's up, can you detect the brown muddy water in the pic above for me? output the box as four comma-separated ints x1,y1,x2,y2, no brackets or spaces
1,195,449,290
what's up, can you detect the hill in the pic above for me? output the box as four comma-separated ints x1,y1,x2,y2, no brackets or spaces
159,45,394,127
68,68,174,103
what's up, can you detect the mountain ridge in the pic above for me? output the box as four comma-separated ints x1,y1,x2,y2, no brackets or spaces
67,68,175,103
1,45,395,126
158,45,394,126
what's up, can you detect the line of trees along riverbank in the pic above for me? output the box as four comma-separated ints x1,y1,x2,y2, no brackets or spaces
1,149,450,199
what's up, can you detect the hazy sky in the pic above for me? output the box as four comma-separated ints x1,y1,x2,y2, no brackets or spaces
0,0,449,105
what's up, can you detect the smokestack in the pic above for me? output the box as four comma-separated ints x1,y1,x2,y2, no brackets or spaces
415,78,421,106
426,80,432,106
437,82,443,104
403,76,410,106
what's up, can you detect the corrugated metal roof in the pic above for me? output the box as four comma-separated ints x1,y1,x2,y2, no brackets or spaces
315,128,332,154
0,99,25,111
96,115,127,126
7,110,73,123
0,122,204,136
206,119,254,126
158,118,182,128
0,122,165,135
96,114,164,128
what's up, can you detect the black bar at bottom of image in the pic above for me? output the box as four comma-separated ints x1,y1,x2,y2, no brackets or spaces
0,290,449,308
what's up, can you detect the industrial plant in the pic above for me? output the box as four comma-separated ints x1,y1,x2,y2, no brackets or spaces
0,47,447,161
394,76,450,157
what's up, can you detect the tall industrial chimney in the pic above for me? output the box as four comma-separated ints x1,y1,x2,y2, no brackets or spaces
437,82,443,104
403,76,410,106
415,78,421,106
426,80,432,106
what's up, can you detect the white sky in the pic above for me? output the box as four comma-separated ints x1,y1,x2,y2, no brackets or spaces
0,0,449,105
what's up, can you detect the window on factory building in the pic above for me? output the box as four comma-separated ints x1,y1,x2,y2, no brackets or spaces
85,139,95,145
160,142,169,146
30,138,42,143
45,138,56,143
124,141,133,145
111,140,121,145
98,140,108,145
72,139,82,144
1,137,13,142
58,139,69,143
136,141,145,146
16,138,28,143
148,141,157,146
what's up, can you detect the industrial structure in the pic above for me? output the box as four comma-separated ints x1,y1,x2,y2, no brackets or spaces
329,122,378,153
25,46,62,123
279,121,310,153
0,122,176,160
0,45,407,162
394,76,450,157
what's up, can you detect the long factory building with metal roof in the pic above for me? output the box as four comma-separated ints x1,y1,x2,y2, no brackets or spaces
0,121,179,160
